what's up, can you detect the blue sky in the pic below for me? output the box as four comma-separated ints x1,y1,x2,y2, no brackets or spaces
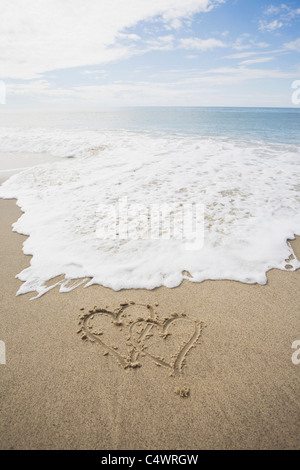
1,0,300,107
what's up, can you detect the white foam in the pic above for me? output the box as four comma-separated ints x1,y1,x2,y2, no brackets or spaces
0,127,111,157
0,129,299,298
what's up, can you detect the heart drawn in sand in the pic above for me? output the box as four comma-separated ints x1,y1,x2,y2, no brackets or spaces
130,316,203,376
78,303,156,369
78,303,204,375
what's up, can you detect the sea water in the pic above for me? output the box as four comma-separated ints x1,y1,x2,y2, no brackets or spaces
0,107,299,297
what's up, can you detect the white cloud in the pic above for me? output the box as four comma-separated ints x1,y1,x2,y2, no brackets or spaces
82,70,107,75
255,42,270,48
165,18,183,30
224,48,284,60
232,36,270,52
259,19,283,32
147,34,226,53
284,38,300,52
7,80,52,95
224,51,260,59
117,33,141,42
264,5,282,16
258,4,300,32
179,37,226,50
264,4,300,19
239,57,274,65
146,35,175,50
194,65,294,83
232,35,252,51
0,0,224,79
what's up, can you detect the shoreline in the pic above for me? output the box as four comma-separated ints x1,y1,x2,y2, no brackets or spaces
0,198,300,449
0,152,61,183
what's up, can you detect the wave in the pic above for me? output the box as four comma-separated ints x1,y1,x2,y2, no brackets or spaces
0,129,299,298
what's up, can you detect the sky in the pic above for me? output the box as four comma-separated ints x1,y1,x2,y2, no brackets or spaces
1,0,300,108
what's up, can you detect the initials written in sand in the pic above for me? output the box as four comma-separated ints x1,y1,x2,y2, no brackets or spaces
77,302,204,377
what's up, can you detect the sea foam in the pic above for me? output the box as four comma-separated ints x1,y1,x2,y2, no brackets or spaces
0,129,299,298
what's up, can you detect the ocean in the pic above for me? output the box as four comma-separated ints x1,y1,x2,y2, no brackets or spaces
0,107,299,297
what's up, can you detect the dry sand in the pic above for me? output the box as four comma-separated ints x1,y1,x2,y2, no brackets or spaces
0,198,300,450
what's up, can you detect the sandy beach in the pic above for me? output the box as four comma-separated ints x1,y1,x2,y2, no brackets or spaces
2,0,300,453
0,197,299,450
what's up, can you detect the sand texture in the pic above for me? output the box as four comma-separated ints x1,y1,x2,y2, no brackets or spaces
0,199,300,450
